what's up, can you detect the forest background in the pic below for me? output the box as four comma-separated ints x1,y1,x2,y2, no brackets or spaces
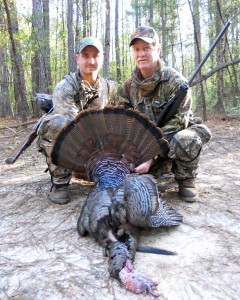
0,0,239,123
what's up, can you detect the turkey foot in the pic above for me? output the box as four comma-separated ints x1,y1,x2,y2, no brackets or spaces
119,259,160,297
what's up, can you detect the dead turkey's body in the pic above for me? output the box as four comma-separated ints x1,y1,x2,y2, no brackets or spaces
51,106,182,297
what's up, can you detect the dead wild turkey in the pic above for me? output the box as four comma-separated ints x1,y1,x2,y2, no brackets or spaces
51,106,182,297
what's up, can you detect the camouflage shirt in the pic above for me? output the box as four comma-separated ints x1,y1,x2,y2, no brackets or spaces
119,61,193,142
53,70,117,122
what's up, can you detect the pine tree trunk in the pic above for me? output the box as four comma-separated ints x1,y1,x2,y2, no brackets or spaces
103,0,110,79
213,17,227,115
188,0,207,120
75,2,80,53
0,47,13,117
42,0,52,92
115,0,121,82
160,0,167,61
67,0,76,73
3,0,29,121
0,1,12,117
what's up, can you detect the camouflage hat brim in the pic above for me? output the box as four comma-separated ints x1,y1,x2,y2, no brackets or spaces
130,37,155,46
77,37,103,54
129,26,159,47
80,44,102,53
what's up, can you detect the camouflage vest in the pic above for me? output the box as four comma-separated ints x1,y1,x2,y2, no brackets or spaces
127,67,171,121
64,70,115,110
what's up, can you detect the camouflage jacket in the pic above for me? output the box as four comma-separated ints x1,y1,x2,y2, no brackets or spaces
119,62,193,142
53,70,117,122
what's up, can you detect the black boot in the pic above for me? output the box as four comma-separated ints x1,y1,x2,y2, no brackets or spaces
49,184,70,204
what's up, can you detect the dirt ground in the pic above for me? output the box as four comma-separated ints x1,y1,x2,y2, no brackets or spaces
0,116,239,300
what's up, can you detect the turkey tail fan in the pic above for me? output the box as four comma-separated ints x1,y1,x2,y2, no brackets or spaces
51,105,169,181
104,107,169,163
103,106,126,136
124,109,169,162
51,111,105,176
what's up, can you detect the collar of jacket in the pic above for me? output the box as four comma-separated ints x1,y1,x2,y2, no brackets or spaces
76,69,101,93
131,60,166,92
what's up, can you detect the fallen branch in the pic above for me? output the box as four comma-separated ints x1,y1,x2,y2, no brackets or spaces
190,58,240,86
230,114,240,119
0,126,35,138
0,120,37,130
1,126,17,133
0,135,19,139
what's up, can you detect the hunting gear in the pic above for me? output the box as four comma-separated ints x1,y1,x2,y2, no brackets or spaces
119,23,230,202
38,37,117,204
4,37,117,204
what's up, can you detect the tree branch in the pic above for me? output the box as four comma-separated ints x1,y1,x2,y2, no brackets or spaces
0,120,37,129
190,58,240,86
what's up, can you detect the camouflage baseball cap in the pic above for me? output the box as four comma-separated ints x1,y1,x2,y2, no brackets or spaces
130,26,159,46
77,37,103,54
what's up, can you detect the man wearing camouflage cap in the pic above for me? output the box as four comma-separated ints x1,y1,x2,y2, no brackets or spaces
37,37,117,204
119,26,212,202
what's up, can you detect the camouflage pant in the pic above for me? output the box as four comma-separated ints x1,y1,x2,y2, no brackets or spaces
151,123,212,180
37,114,72,185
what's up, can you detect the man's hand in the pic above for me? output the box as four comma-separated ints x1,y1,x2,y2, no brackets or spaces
134,159,153,174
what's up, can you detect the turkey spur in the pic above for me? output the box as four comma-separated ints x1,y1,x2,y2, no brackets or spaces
51,106,182,297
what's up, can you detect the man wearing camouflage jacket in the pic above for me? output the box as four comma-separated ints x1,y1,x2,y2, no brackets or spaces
37,37,117,204
119,26,212,202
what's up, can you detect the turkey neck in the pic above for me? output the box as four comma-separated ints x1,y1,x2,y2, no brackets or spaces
87,155,132,189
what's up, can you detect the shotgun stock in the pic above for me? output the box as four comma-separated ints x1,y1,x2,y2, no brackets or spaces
5,94,54,164
156,84,188,128
5,120,41,164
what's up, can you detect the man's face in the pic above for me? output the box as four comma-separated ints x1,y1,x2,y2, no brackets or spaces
131,39,160,75
76,45,103,78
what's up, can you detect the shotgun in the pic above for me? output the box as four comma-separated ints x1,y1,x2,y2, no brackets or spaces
5,94,54,165
156,20,231,128
5,91,98,164
5,118,43,164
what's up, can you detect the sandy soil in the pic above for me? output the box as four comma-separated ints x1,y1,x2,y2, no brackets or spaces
0,116,239,300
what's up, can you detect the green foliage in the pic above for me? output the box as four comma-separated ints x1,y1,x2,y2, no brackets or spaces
1,0,239,118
